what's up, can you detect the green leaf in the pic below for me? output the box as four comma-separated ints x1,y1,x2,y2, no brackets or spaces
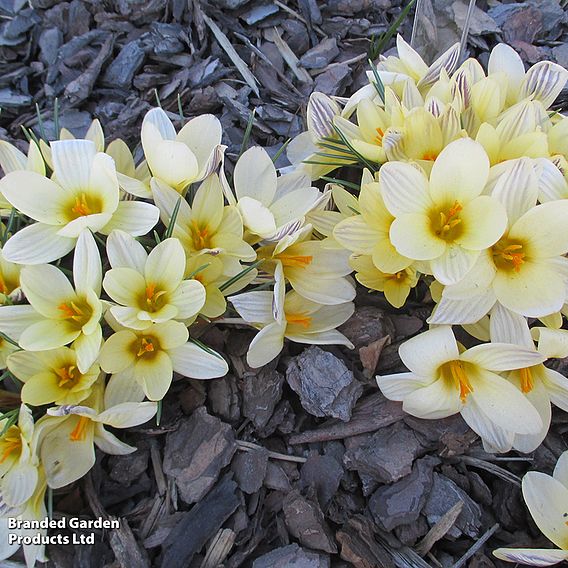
238,109,256,159
163,196,182,239
320,176,362,191
219,260,262,292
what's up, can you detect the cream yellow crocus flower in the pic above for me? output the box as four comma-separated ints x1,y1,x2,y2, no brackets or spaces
0,247,21,305
380,138,507,285
226,147,323,240
0,405,38,508
483,306,568,453
488,43,568,109
334,177,412,274
377,34,460,92
494,451,568,566
141,107,223,193
286,92,355,180
152,174,256,269
0,230,104,373
229,265,354,367
7,347,100,406
103,230,205,330
257,226,355,305
430,158,568,323
0,139,160,265
99,320,228,402
377,326,546,449
350,254,418,309
306,183,359,239
0,467,48,568
35,383,157,489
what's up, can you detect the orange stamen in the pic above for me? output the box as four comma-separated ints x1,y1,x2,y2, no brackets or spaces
277,254,313,268
286,314,312,328
375,127,384,145
55,365,77,387
0,432,21,464
137,337,155,357
191,221,210,250
494,243,525,273
71,194,92,217
437,201,463,236
520,367,534,394
69,416,90,442
422,151,439,161
449,360,473,402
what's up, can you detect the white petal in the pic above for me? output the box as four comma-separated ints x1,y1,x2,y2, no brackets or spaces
489,304,533,347
399,326,459,376
51,139,96,192
229,291,274,324
106,229,147,271
462,343,545,371
234,146,277,205
99,201,160,236
523,472,568,550
97,401,157,428
247,322,285,368
403,378,461,419
493,548,568,566
460,399,515,452
377,371,431,401
430,244,479,286
170,342,228,379
379,162,431,216
73,230,102,295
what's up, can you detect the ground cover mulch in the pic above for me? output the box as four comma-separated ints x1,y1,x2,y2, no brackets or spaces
2,0,568,566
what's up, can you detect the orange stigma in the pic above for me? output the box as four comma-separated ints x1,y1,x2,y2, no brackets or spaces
69,416,90,442
277,254,313,268
286,313,312,328
55,365,78,387
137,337,156,357
448,360,473,402
375,127,384,145
520,367,534,393
71,194,92,217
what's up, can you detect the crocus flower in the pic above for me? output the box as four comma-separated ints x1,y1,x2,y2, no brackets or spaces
377,326,546,449
0,140,159,264
494,451,568,566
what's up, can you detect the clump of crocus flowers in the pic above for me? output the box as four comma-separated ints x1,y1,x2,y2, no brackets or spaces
0,35,567,567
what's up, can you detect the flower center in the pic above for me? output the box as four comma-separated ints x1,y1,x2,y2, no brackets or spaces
519,367,534,394
55,365,80,388
286,313,312,328
0,426,21,464
422,150,439,161
144,283,167,312
374,127,384,146
69,416,90,442
432,200,463,241
69,193,101,220
276,254,314,268
57,298,92,330
191,220,211,250
136,336,159,358
492,239,526,273
440,359,473,402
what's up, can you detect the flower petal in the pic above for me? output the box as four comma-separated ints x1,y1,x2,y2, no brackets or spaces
456,195,507,250
229,291,275,324
493,548,568,566
390,214,446,260
99,201,159,237
133,351,172,401
170,342,228,379
247,322,285,368
51,139,96,192
429,138,489,204
0,171,67,224
399,326,459,376
403,378,461,419
379,162,431,216
106,229,147,271
430,244,479,286
234,146,277,205
169,280,206,319
73,230,102,295
461,343,545,371
523,471,568,550
176,114,223,177
146,238,185,291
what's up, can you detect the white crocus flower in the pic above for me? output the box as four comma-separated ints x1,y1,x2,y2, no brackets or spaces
488,43,568,108
35,382,157,489
430,158,568,324
228,147,323,240
494,451,568,566
0,139,159,264
377,326,546,450
141,107,223,193
103,230,205,330
230,265,354,367
0,230,104,373
0,405,38,509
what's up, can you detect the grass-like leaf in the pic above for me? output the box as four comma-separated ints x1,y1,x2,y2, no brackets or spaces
163,196,182,239
219,260,262,292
